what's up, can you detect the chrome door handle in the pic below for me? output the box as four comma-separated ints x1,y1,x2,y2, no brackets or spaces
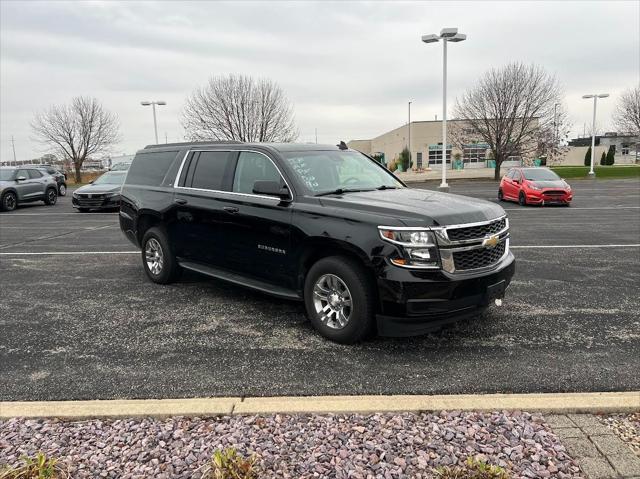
174,198,187,205
223,206,239,214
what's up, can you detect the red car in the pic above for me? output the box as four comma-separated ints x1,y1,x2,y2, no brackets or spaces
498,167,572,206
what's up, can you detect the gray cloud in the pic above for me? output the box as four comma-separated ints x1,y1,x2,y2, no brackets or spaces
1,0,638,160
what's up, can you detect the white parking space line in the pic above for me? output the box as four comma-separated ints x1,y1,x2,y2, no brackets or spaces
0,251,138,255
503,206,640,211
511,244,640,249
3,213,118,218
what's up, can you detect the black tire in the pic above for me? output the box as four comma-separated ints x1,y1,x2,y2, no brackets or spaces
58,183,67,196
77,208,90,213
44,188,57,205
303,255,375,344
1,191,17,212
497,189,504,202
141,226,181,284
518,191,527,206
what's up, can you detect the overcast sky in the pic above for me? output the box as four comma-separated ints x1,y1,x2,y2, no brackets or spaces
1,0,638,161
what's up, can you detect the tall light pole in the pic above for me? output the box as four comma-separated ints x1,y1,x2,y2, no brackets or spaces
422,28,466,192
408,100,412,164
141,100,166,144
582,93,609,177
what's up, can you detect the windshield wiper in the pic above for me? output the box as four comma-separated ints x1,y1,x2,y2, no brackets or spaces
315,188,373,197
376,185,398,190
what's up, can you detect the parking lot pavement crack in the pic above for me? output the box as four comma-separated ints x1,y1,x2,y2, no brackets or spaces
0,224,113,249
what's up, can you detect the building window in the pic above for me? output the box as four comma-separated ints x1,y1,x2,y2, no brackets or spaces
622,144,630,155
416,152,423,169
428,144,452,165
463,143,489,163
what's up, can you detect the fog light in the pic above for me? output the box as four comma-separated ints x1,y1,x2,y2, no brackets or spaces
409,249,432,260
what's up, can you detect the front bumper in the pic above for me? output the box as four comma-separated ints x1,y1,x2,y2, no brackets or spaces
526,189,572,204
72,194,121,210
375,252,515,337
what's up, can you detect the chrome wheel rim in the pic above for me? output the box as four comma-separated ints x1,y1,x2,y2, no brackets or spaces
145,238,164,275
5,194,16,210
312,274,352,330
48,190,56,203
59,185,66,196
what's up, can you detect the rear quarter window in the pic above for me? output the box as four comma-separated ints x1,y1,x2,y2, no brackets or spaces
125,151,179,186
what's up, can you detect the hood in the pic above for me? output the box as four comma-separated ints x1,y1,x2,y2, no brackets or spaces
529,180,568,189
317,188,505,227
75,183,122,195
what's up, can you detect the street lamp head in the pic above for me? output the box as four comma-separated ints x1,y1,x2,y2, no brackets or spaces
440,27,459,38
448,33,467,42
141,101,151,106
597,94,609,98
156,101,167,105
421,33,440,43
582,95,595,99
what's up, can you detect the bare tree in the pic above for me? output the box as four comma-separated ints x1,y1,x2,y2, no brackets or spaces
613,85,640,135
182,74,298,142
453,63,565,180
31,97,120,183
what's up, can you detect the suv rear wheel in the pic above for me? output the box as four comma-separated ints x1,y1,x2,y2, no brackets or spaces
58,184,67,196
141,227,181,284
304,256,375,344
44,188,57,205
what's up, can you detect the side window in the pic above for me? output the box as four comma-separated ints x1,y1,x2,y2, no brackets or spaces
27,170,43,179
513,171,522,182
47,168,56,174
126,151,178,186
16,169,29,179
506,169,515,179
233,152,282,194
191,151,233,191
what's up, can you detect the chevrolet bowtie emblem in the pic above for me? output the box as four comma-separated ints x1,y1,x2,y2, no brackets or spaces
482,235,499,248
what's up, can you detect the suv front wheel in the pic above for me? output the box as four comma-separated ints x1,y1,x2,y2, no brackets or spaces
141,227,181,284
304,256,375,344
44,187,57,205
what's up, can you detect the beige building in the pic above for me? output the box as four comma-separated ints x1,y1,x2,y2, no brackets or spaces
348,120,525,171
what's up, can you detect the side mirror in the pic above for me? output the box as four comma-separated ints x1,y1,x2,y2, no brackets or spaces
15,176,27,182
253,180,290,200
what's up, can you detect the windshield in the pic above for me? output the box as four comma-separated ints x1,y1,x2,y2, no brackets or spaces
0,169,16,181
93,172,126,185
523,168,560,181
282,150,403,194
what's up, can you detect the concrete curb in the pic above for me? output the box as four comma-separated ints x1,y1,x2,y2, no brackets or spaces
1,392,638,420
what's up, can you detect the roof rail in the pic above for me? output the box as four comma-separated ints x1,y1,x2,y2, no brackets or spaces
144,140,243,149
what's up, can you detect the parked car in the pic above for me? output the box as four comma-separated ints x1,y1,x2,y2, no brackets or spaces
119,142,515,343
72,170,126,212
0,166,58,211
24,165,67,196
498,167,572,206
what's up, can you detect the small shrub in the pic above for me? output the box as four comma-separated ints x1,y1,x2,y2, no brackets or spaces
199,448,259,479
606,145,615,165
399,147,411,171
434,457,510,479
0,452,69,479
584,146,592,166
600,151,607,165
388,160,398,172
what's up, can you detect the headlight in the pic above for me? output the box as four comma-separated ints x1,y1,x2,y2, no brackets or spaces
564,182,571,191
527,182,541,190
378,228,440,269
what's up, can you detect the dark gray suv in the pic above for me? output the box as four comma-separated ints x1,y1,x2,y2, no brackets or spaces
0,166,58,211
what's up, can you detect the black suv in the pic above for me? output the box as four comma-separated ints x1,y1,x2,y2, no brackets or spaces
120,142,515,343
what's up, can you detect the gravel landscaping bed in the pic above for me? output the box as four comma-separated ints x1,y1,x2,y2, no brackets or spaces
1,411,583,478
598,412,640,457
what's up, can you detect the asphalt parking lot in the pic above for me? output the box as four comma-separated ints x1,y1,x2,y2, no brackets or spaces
1,178,639,401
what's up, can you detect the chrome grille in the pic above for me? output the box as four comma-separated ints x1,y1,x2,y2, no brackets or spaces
446,217,506,242
452,242,506,271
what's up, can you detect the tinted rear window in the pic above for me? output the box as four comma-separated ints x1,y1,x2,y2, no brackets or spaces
126,151,178,186
190,151,234,191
